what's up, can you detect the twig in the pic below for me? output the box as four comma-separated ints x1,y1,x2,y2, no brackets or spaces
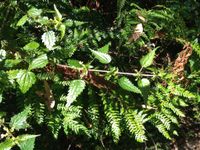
58,64,155,77
89,69,154,77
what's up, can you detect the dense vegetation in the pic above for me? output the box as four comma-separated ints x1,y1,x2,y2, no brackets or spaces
0,0,200,149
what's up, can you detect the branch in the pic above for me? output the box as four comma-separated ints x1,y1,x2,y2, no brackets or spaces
88,69,154,77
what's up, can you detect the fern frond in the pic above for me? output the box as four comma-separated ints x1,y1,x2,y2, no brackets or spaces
117,0,126,17
168,83,196,99
47,115,62,139
163,102,185,117
161,108,179,125
62,106,89,136
32,102,45,124
156,124,171,140
154,112,171,130
191,41,200,57
124,110,147,142
87,89,100,139
105,106,121,142
37,72,55,81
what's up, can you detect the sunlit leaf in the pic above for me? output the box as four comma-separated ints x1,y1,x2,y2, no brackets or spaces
29,54,48,70
140,47,158,68
10,106,31,130
16,70,36,93
98,42,111,53
17,15,28,26
41,31,56,50
67,59,83,68
18,138,35,150
27,8,42,18
23,41,40,51
118,77,141,94
0,139,15,150
4,59,22,68
91,49,111,64
58,24,66,39
137,78,150,88
17,134,39,150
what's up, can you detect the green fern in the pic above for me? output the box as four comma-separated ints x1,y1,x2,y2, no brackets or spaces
191,41,200,57
32,102,45,124
47,114,62,139
87,88,100,139
62,106,89,136
124,110,147,143
105,105,121,142
156,124,171,139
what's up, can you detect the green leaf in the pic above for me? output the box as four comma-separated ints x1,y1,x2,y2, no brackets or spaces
7,70,20,80
138,78,150,88
0,93,2,103
16,70,36,93
28,8,42,18
54,4,62,21
140,47,158,68
18,138,35,150
36,16,49,25
17,134,39,150
98,42,111,53
66,80,86,107
29,54,48,70
67,59,83,68
17,134,39,142
17,15,28,27
10,106,31,130
4,59,21,68
41,31,56,50
0,139,15,150
0,49,6,61
137,78,150,99
58,24,66,39
23,41,40,51
118,77,141,94
91,49,111,64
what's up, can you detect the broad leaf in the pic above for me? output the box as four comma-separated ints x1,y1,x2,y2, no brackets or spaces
29,54,48,70
16,70,36,93
67,59,83,68
23,41,40,51
4,59,21,68
17,15,28,27
28,8,42,18
118,77,141,94
137,78,150,99
0,49,6,62
17,134,39,150
140,47,158,68
0,139,15,150
91,49,111,64
66,80,86,107
98,42,111,53
17,134,39,142
10,106,31,130
137,78,150,88
41,31,56,50
7,70,20,80
18,138,35,150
